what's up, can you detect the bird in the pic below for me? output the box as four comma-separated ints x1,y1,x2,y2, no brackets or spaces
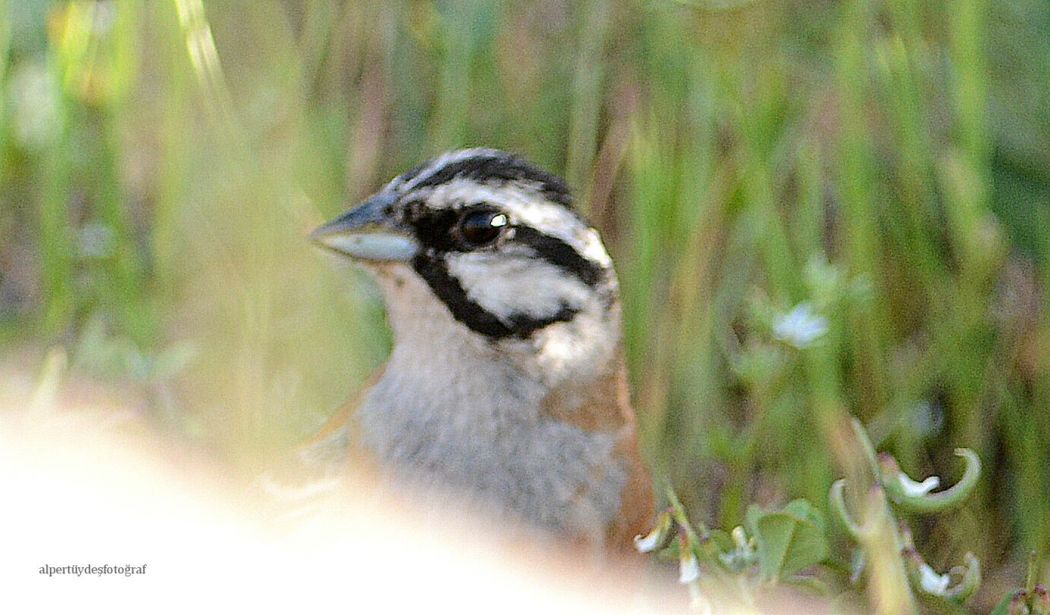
307,148,653,552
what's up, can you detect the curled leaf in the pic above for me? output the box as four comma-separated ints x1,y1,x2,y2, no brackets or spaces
634,509,674,554
898,475,940,498
829,480,884,541
945,553,982,604
906,549,982,605
881,449,981,514
850,418,881,477
918,563,951,596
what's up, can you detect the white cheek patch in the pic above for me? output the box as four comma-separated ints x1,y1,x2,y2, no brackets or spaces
533,307,615,386
446,254,593,322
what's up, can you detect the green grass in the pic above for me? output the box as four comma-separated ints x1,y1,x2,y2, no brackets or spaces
1,0,1048,609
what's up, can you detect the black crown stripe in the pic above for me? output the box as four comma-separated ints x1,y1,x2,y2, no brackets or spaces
409,152,574,208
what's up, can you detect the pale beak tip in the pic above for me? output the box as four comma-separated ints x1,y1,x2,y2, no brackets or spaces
312,192,418,262
310,225,419,263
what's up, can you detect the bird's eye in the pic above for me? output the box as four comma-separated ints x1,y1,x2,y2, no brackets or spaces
458,209,508,248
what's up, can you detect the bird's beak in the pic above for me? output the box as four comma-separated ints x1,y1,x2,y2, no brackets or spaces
310,192,419,262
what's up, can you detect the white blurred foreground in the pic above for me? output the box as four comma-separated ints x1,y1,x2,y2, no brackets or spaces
0,358,833,613
0,359,686,614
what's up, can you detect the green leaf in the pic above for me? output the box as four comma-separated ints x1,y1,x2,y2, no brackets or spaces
745,499,830,583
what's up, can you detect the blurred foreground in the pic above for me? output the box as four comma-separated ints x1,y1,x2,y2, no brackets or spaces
2,359,854,614
0,360,680,613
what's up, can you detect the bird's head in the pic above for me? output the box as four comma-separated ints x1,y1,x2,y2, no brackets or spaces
312,149,621,382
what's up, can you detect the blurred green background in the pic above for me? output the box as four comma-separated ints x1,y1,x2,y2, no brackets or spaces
1,0,1048,604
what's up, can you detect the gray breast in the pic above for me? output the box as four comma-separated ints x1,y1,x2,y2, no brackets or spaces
357,375,628,537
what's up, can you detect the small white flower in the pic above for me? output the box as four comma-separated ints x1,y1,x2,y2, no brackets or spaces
772,303,829,348
898,474,941,498
918,563,951,596
679,551,701,584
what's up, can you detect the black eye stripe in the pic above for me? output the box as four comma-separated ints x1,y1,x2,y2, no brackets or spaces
407,205,609,289
407,204,507,253
411,254,579,340
406,205,460,252
510,226,606,288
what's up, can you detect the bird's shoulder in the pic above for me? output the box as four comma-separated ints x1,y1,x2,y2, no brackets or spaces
542,356,655,549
